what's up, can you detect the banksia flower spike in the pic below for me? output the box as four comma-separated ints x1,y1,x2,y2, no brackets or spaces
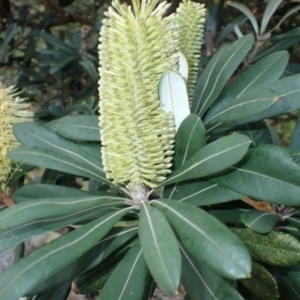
98,0,177,201
0,83,33,183
176,0,206,100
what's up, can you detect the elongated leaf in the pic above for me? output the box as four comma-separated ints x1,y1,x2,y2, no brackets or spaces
221,51,288,102
0,23,17,51
0,208,130,299
232,228,300,266
240,261,279,299
180,244,244,300
192,34,254,116
99,242,150,300
167,114,206,199
254,35,300,62
224,73,300,127
11,122,112,186
260,0,282,34
174,114,206,168
30,227,137,295
212,144,300,206
13,184,91,203
291,117,300,151
241,210,280,234
159,71,190,130
277,273,300,299
204,88,278,128
164,181,243,206
42,32,74,54
161,134,251,186
0,194,125,253
153,199,251,279
56,115,100,141
226,2,259,34
35,282,71,300
210,209,245,224
139,202,181,294
9,147,108,185
287,262,300,289
272,4,300,32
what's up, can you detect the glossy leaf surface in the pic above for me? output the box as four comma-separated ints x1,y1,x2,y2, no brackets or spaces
56,115,100,141
99,242,150,300
162,134,251,186
212,145,300,206
153,199,251,279
0,208,130,299
139,202,181,294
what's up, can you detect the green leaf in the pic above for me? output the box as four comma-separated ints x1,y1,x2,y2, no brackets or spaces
204,88,278,129
139,202,181,294
219,51,288,104
272,4,300,32
254,35,300,62
0,23,17,52
180,244,244,300
225,2,259,34
232,228,300,266
99,242,151,300
56,115,100,141
291,117,300,151
212,145,300,206
260,0,282,34
166,114,206,200
287,262,300,289
210,209,245,223
0,208,130,299
13,184,91,203
8,146,109,185
159,71,190,130
164,181,243,206
42,32,74,54
277,273,300,299
227,74,300,126
10,122,112,185
240,261,279,300
30,227,137,295
161,134,251,186
0,193,125,253
35,282,71,300
192,34,254,115
241,210,280,234
153,199,251,279
174,114,206,168
79,59,98,80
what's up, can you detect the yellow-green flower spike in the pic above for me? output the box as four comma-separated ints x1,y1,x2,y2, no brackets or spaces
0,83,33,183
98,0,177,194
175,0,206,101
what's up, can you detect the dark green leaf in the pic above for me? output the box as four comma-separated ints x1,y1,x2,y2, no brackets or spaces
0,208,130,299
153,199,251,279
192,34,254,115
99,242,151,300
56,115,100,141
240,261,279,300
139,202,181,294
180,244,243,300
30,227,137,295
79,59,98,79
232,228,300,266
164,181,243,206
10,122,112,186
224,73,300,127
241,210,280,234
277,273,300,299
35,282,71,300
0,193,125,253
221,51,288,101
291,117,300,151
204,88,278,129
1,23,17,49
161,134,251,186
212,145,300,206
42,33,74,54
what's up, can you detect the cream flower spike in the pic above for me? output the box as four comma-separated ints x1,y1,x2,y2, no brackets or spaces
98,0,177,201
0,83,33,183
175,0,206,101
